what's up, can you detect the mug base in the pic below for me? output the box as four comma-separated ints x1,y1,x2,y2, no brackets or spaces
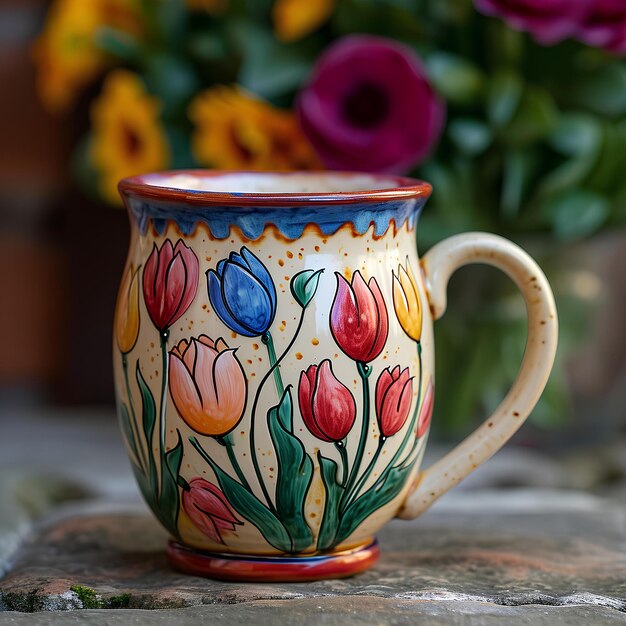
167,539,380,582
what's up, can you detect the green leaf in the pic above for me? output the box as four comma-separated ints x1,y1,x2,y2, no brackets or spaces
541,190,610,241
159,429,184,538
487,71,523,127
504,86,558,145
267,388,314,552
448,119,492,155
569,64,626,117
207,454,292,552
232,21,314,99
336,462,412,544
118,403,140,467
426,52,485,105
136,363,158,501
316,453,345,551
290,269,324,309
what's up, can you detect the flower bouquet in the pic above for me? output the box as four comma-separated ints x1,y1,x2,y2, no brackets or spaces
35,0,626,434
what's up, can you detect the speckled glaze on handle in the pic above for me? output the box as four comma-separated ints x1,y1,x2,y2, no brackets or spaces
398,232,558,520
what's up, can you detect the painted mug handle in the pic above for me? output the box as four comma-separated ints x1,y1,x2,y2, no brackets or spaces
397,232,558,519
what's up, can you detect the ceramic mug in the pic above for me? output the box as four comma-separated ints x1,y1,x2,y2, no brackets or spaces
114,171,557,582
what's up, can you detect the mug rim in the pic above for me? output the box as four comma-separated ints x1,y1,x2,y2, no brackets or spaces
118,169,432,207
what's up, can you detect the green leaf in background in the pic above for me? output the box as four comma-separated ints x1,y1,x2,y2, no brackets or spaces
448,119,492,155
159,429,184,538
503,85,558,145
541,190,610,241
205,450,292,552
267,387,314,552
569,64,626,117
232,21,314,100
587,120,626,194
143,53,200,119
290,269,324,309
136,363,158,500
487,71,523,127
501,149,536,219
95,27,141,62
426,52,485,105
316,453,345,551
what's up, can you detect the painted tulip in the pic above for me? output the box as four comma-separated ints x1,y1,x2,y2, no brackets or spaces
169,335,247,436
417,380,434,438
576,0,626,55
115,263,140,353
182,477,242,544
207,247,277,337
375,366,414,438
297,35,445,173
143,239,199,332
330,271,388,363
392,259,422,343
475,0,593,44
298,359,356,442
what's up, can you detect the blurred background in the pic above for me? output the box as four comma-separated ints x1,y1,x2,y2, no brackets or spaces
1,0,625,471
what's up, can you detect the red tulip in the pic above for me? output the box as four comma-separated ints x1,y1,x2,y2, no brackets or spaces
182,477,242,544
298,359,356,442
330,271,388,363
143,239,199,332
375,366,414,437
417,380,434,438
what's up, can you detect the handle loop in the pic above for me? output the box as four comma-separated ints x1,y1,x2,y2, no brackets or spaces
398,232,558,519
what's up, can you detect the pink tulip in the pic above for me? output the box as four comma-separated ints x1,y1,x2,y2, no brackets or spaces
417,380,434,438
375,366,414,438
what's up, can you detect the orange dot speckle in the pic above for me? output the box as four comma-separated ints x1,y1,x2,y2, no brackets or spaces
252,343,259,350
311,338,319,346
284,276,290,281
298,253,303,260
286,251,293,259
278,259,285,267
295,352,303,360
314,246,320,252
247,359,253,365
231,331,237,339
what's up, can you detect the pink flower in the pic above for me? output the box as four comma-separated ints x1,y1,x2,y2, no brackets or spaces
475,0,593,44
330,271,388,364
182,477,242,544
576,0,626,55
298,360,356,442
143,239,199,332
297,35,445,174
375,366,414,438
417,379,434,438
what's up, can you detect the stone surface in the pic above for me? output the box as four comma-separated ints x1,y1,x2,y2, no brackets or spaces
1,489,625,619
3,410,626,623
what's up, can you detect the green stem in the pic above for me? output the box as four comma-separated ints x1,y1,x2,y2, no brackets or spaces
218,434,251,491
158,329,170,501
262,331,284,397
122,353,148,473
335,441,349,488
346,438,386,508
341,361,372,510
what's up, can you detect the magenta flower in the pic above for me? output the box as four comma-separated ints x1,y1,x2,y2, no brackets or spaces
475,0,593,44
296,35,445,174
576,0,626,55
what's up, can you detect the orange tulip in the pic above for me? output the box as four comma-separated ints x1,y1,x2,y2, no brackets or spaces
169,335,247,437
115,263,140,354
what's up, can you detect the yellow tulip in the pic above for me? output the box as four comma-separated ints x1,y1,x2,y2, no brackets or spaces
392,258,422,342
115,263,140,354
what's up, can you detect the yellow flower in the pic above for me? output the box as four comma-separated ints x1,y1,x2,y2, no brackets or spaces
33,0,140,112
115,263,140,353
90,70,169,205
392,258,423,342
272,0,335,42
189,85,321,171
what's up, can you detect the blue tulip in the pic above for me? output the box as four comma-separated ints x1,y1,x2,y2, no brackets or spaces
207,247,277,337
